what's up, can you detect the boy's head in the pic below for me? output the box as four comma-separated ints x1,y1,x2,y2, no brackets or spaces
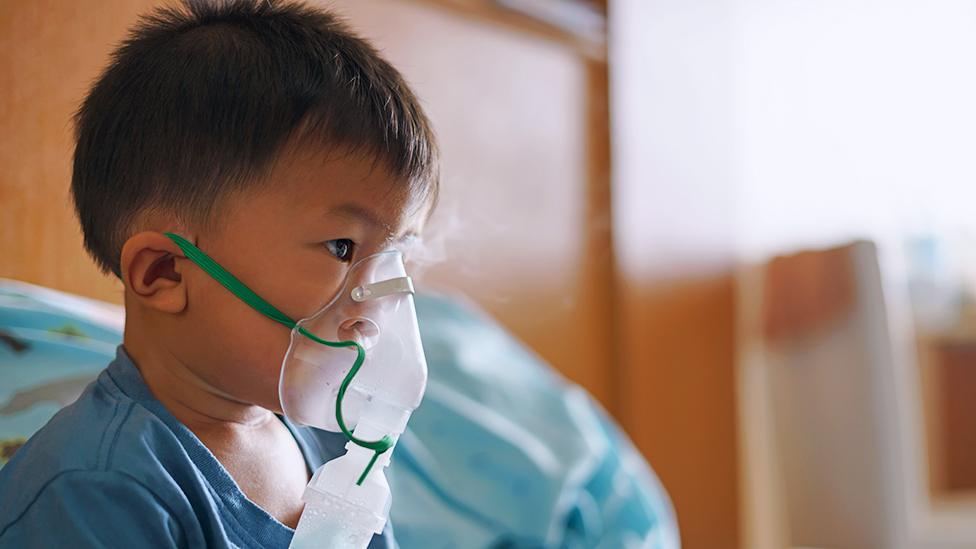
72,0,438,413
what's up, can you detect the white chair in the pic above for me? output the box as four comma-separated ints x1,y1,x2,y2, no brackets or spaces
736,240,976,549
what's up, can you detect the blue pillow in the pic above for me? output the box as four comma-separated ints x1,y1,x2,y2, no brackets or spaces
0,280,120,464
401,293,679,548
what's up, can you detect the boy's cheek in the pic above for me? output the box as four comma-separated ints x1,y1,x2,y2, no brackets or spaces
193,307,292,410
235,325,293,408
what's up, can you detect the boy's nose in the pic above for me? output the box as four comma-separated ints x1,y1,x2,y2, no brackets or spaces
330,286,386,344
337,317,381,349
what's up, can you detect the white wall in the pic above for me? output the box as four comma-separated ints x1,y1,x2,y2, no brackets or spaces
612,0,976,264
734,0,976,260
610,0,737,281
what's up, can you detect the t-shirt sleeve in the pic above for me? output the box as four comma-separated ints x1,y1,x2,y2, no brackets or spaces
0,469,187,548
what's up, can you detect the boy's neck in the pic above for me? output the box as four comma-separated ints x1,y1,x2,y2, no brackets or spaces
123,323,275,431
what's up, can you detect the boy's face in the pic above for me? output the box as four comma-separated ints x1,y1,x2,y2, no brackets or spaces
170,145,427,413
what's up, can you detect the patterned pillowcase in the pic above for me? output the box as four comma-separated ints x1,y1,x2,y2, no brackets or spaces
0,279,123,467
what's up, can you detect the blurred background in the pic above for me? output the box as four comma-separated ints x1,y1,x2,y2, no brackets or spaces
3,0,976,547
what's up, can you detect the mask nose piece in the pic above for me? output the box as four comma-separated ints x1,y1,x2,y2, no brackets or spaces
338,317,380,350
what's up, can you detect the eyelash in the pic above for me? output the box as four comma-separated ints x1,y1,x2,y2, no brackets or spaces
323,239,356,262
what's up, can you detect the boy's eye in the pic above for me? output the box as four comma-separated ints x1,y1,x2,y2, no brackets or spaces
323,239,355,262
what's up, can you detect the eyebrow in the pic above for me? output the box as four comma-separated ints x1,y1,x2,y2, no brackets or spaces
327,202,427,246
327,202,394,235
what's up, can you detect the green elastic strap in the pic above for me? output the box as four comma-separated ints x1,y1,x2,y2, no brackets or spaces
164,232,393,485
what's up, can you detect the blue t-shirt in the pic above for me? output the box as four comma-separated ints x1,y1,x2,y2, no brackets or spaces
0,346,397,548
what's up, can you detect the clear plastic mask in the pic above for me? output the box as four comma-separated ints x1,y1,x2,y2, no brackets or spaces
279,249,428,434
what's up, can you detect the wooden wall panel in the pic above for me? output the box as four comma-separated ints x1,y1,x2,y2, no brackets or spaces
617,275,738,548
0,0,151,303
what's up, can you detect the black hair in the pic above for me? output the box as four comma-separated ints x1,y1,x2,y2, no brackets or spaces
71,0,438,277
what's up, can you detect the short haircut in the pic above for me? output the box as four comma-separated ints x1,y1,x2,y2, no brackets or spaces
71,0,439,277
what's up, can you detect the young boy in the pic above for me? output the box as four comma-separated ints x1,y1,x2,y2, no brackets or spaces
0,1,437,547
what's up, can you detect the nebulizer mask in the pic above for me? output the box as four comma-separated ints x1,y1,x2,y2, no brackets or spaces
165,233,427,549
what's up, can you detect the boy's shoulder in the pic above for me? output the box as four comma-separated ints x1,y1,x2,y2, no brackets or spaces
0,365,188,532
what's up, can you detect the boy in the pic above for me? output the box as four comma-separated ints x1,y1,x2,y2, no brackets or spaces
0,0,437,547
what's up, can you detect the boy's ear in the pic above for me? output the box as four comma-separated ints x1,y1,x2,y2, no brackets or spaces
120,231,188,314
